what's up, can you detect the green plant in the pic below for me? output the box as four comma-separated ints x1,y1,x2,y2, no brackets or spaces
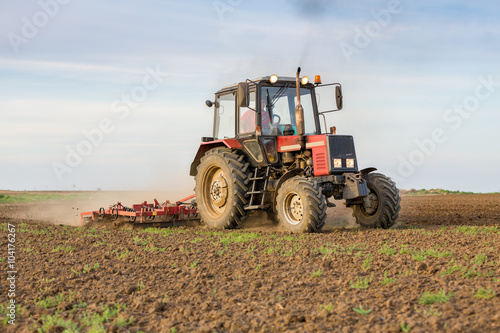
72,301,88,311
246,244,256,254
189,260,199,269
36,294,67,309
380,271,397,285
311,269,323,278
401,322,411,332
190,238,204,244
83,262,100,274
137,281,145,291
440,259,465,277
350,275,373,289
319,303,334,312
462,268,479,279
116,249,131,259
51,245,76,253
113,314,134,328
276,295,283,301
217,249,224,256
418,289,454,305
255,264,262,271
473,287,496,299
219,232,261,245
416,305,442,317
474,253,488,265
133,236,151,246
378,245,396,256
353,305,372,315
316,246,334,256
362,255,372,271
38,313,79,332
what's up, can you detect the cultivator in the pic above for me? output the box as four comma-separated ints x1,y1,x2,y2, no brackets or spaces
80,194,200,228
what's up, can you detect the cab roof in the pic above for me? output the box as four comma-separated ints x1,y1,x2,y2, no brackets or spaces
217,76,300,94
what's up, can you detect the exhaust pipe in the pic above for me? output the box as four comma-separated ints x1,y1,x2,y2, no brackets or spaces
295,67,305,136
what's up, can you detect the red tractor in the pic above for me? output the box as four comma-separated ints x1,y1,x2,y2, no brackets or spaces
190,68,400,233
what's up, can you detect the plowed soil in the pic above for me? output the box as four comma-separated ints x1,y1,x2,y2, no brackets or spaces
1,193,499,332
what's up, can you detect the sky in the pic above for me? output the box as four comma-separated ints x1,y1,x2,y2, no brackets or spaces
0,0,499,193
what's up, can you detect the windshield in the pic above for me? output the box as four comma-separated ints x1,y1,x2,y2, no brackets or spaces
259,85,317,136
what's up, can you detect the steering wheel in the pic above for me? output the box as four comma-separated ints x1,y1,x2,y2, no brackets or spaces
272,114,281,124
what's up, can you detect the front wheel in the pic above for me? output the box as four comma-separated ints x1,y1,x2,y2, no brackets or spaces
352,173,401,229
276,177,327,233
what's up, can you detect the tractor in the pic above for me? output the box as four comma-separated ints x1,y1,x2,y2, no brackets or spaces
190,68,400,233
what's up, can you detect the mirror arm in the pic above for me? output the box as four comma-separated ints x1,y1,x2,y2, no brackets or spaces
320,113,328,134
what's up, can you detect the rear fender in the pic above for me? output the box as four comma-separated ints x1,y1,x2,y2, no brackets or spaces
360,167,377,176
190,139,242,176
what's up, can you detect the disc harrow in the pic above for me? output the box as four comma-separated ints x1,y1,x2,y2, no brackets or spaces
80,194,199,228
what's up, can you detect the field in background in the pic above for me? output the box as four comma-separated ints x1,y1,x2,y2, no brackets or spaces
0,192,499,332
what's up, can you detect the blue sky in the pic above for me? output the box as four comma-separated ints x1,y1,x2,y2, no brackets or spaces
1,0,499,193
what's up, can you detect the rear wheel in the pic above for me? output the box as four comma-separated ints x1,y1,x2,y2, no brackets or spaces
352,173,401,229
276,177,326,233
195,148,250,229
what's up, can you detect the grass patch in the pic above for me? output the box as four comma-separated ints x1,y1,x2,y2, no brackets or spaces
378,245,396,256
37,313,79,332
189,260,199,269
380,271,397,285
311,269,323,278
353,305,372,315
473,287,496,299
362,255,372,271
400,322,411,332
418,289,454,305
219,232,261,245
36,294,69,309
51,245,76,253
319,303,334,312
350,275,373,289
474,253,488,265
0,192,89,203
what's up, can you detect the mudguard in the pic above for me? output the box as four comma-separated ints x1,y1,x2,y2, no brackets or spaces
189,139,242,176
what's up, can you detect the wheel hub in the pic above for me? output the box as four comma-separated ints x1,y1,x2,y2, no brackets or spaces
363,192,379,215
210,172,228,207
283,192,303,225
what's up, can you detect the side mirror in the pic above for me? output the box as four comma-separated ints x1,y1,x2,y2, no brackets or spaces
205,100,213,107
335,85,343,110
237,82,249,108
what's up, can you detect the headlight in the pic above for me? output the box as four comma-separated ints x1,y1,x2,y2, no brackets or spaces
346,158,355,168
301,76,309,85
333,159,342,168
270,74,278,84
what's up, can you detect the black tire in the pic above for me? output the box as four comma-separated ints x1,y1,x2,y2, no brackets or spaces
195,148,250,229
276,177,327,233
352,173,401,229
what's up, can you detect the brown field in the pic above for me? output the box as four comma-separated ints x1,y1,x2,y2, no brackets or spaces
1,193,499,332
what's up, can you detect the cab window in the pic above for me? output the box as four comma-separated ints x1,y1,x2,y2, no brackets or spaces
214,93,236,139
239,91,256,134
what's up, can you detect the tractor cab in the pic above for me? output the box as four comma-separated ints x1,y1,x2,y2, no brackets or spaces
211,73,341,141
205,71,343,169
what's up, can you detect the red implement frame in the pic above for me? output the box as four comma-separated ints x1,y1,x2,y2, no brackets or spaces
80,194,199,227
